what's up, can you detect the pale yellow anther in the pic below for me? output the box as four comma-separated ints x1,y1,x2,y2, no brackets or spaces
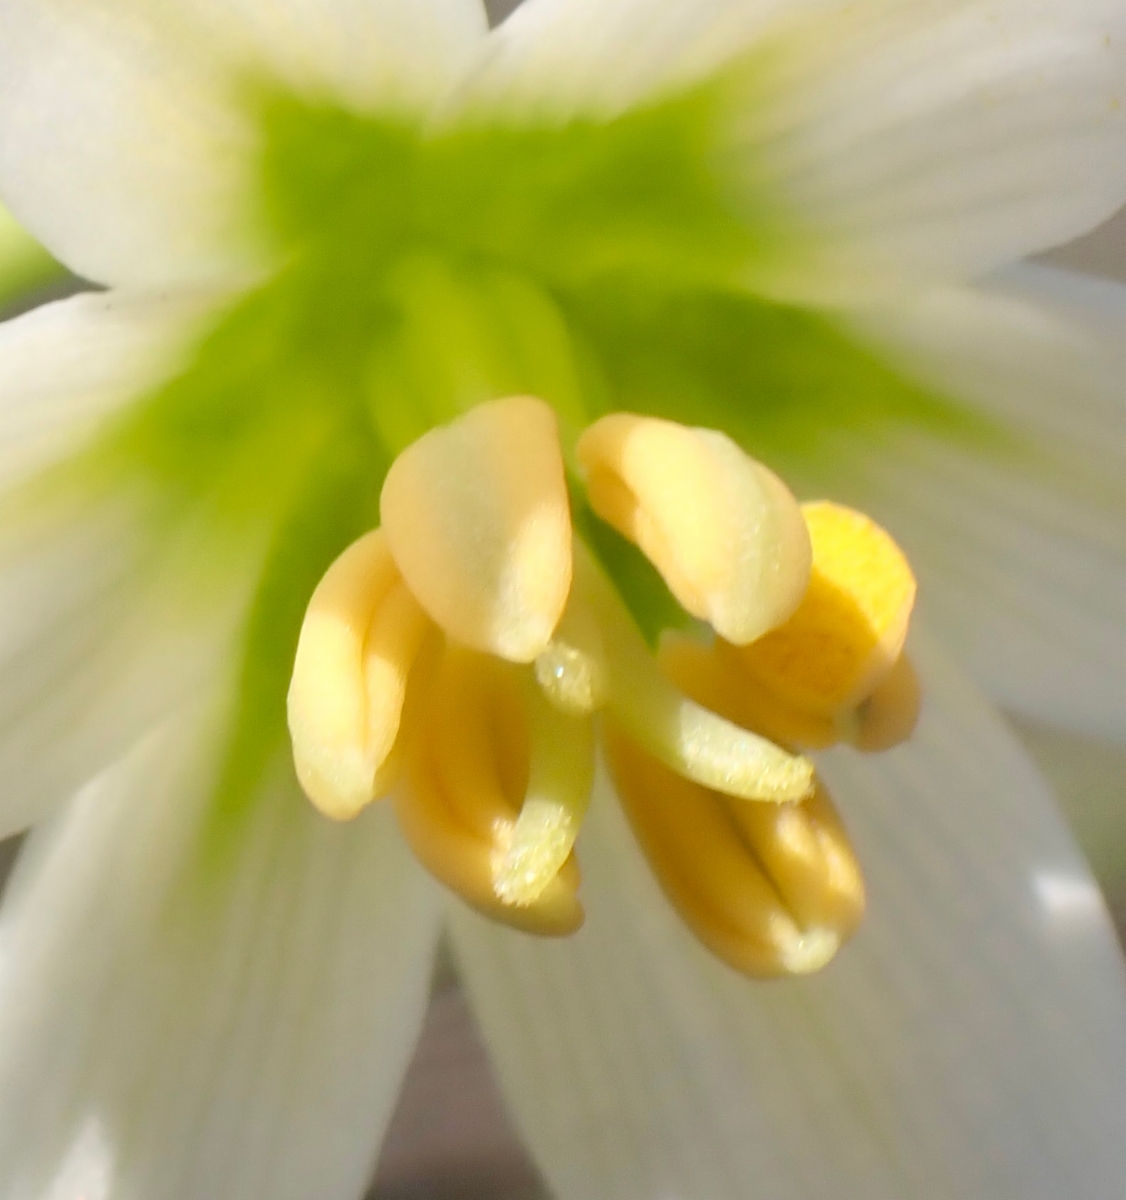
736,502,916,717
605,727,859,978
381,396,572,662
577,414,811,644
287,529,431,821
395,647,586,935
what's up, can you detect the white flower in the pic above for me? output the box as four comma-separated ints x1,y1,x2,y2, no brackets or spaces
0,1,1125,1198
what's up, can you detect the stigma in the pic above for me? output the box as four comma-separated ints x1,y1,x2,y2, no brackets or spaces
286,397,917,977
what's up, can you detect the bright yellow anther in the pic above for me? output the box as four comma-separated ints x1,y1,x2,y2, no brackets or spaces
287,529,431,821
736,502,916,717
396,647,585,934
577,414,811,644
380,396,572,662
606,726,860,978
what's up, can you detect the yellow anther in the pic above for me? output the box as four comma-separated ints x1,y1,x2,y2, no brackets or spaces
288,529,431,821
395,647,585,934
577,414,811,644
576,543,815,804
605,726,859,978
736,502,916,717
381,396,573,663
724,783,865,939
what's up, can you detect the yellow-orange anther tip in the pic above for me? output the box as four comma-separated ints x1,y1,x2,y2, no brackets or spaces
577,414,810,644
381,396,572,663
851,652,921,751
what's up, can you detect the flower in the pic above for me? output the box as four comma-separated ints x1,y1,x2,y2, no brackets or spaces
0,2,1125,1199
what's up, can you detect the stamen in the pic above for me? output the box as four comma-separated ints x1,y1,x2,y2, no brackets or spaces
577,414,811,644
380,396,572,662
605,725,855,977
395,646,585,935
288,529,431,820
576,544,814,803
493,678,594,906
736,501,916,716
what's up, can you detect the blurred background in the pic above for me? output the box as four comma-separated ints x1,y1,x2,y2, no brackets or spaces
1,0,1124,1194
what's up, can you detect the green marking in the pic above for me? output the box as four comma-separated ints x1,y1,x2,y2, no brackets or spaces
571,489,696,649
10,81,1001,871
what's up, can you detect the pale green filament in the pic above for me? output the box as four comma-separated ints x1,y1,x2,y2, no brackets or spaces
492,674,596,906
575,543,814,804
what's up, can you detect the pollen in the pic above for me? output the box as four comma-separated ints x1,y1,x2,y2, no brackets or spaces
735,501,917,717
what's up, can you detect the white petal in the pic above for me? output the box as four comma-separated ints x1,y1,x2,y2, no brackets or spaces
0,290,214,490
0,291,264,836
1011,716,1126,895
0,0,487,286
0,696,442,1200
733,0,1126,300
466,0,1126,300
828,265,1126,742
451,633,1126,1200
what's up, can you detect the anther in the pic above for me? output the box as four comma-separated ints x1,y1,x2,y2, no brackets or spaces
735,501,916,718
381,396,572,662
662,503,919,753
288,529,431,820
395,646,585,934
605,726,861,977
577,414,811,644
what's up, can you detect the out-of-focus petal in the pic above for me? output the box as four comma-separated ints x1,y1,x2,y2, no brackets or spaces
0,696,442,1200
0,291,261,837
834,264,1126,743
451,632,1126,1200
466,0,1126,300
0,0,488,287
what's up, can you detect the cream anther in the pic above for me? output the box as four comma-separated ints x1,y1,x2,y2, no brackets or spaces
577,414,811,644
381,396,572,662
288,529,430,821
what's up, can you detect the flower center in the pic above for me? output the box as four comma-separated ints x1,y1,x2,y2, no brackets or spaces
286,395,917,977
